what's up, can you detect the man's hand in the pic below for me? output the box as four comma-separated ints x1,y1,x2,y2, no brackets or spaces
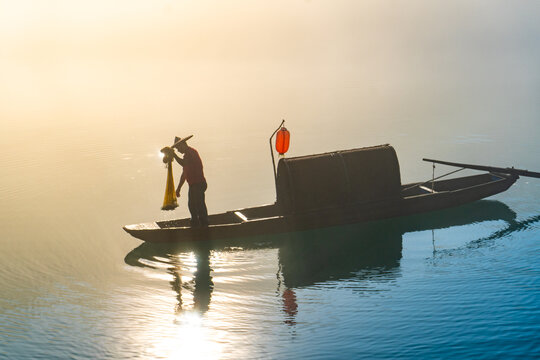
176,187,181,197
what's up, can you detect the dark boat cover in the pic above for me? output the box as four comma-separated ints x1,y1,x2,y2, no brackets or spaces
276,144,401,213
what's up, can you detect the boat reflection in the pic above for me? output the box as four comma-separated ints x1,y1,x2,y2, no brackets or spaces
124,200,518,319
433,212,540,256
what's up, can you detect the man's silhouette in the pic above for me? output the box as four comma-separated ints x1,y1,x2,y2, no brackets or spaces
172,135,208,227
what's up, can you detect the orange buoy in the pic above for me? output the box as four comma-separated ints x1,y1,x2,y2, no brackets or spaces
275,127,290,155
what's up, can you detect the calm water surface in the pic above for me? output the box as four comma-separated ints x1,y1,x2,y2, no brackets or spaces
1,120,538,359
1,2,540,359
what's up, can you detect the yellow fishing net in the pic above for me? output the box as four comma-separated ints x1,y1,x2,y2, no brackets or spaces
162,162,178,210
161,146,178,211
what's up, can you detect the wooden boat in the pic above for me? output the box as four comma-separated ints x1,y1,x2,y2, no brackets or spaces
123,144,532,243
125,200,517,257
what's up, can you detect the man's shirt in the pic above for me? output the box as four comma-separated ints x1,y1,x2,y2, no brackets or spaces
181,146,206,185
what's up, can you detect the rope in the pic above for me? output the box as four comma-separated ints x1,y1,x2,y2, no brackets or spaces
432,163,435,192
403,165,466,192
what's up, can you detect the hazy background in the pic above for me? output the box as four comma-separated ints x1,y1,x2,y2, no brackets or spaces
2,0,539,209
1,1,539,358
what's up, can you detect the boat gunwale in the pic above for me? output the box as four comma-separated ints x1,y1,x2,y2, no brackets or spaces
400,172,512,200
156,215,286,231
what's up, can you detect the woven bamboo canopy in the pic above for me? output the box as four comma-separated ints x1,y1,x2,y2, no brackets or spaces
276,144,401,213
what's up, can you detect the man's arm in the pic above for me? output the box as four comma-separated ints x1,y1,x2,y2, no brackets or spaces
176,172,186,197
173,151,185,166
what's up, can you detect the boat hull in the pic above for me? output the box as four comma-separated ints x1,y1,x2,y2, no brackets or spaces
123,173,518,243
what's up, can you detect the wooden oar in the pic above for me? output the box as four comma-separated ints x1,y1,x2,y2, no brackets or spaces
423,158,540,179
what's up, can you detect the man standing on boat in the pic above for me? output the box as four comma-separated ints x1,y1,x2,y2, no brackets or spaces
172,135,208,227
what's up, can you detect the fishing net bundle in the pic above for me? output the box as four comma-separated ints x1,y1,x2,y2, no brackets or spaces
161,146,178,211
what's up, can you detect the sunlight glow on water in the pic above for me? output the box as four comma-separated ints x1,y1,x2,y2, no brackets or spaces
146,312,224,360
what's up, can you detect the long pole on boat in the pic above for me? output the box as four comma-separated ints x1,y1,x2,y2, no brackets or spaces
270,119,285,191
423,158,540,179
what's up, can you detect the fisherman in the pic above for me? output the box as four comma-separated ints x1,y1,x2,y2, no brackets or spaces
171,135,208,227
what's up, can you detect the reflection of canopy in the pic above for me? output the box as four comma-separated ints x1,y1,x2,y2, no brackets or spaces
278,221,403,288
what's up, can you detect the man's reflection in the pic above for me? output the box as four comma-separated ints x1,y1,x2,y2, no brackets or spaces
169,248,213,314
124,244,214,314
